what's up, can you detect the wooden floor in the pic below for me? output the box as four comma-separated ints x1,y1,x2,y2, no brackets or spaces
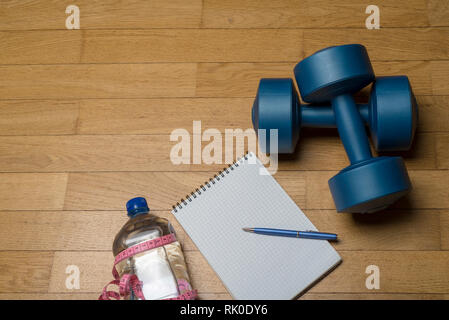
0,0,448,300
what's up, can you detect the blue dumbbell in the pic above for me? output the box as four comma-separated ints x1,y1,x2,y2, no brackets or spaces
252,76,418,154
292,44,412,213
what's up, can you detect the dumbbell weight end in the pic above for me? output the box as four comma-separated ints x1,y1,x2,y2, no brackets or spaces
329,156,412,213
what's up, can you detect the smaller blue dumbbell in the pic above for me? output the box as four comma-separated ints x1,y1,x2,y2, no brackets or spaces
252,76,418,154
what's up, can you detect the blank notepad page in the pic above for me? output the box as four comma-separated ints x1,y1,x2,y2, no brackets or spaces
172,153,341,300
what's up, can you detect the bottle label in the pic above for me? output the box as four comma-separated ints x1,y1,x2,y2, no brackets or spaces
99,233,197,300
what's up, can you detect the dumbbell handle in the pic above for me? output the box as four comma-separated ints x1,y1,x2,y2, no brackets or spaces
332,94,373,165
301,104,369,128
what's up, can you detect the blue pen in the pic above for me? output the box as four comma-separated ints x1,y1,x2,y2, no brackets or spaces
242,227,337,241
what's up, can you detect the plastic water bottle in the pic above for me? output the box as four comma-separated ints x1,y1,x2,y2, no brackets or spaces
112,197,193,300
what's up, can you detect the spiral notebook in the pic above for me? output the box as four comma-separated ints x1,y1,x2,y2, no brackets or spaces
172,152,341,300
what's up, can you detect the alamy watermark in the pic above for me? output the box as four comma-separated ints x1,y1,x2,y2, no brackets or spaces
365,265,380,289
65,265,80,290
169,121,279,174
65,5,80,29
365,5,380,29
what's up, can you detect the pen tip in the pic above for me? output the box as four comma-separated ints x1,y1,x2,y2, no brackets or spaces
242,228,253,233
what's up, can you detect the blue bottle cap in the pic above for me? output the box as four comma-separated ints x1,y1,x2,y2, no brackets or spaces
126,197,149,217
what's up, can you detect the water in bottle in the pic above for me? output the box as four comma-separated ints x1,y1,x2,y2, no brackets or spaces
112,197,194,300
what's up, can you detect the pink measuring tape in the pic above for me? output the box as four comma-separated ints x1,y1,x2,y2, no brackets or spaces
99,233,197,300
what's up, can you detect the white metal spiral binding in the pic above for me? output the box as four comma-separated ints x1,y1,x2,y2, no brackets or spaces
171,153,253,213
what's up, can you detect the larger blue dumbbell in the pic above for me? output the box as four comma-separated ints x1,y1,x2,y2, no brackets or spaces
252,76,417,154
294,44,412,213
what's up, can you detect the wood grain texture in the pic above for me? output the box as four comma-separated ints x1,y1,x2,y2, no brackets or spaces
0,95,445,136
62,170,449,212
440,213,449,250
427,0,449,26
0,0,202,30
0,64,197,99
0,252,53,293
202,0,429,28
1,29,303,64
0,173,68,210
303,28,449,60
299,293,449,300
432,61,449,95
195,61,435,97
79,29,303,63
63,171,306,210
77,98,253,134
77,96,449,134
0,61,439,99
418,96,449,132
306,170,449,210
0,31,82,64
0,293,99,300
44,250,449,294
436,133,449,169
0,210,442,252
2,292,448,300
0,132,439,172
0,100,79,135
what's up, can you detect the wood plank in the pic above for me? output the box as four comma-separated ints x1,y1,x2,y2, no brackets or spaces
196,62,291,97
311,251,449,293
48,250,449,294
306,170,449,210
195,61,433,97
436,133,449,169
0,252,53,293
0,95,439,136
393,170,449,209
0,64,196,99
1,292,446,300
441,213,449,250
63,170,448,211
371,61,433,96
0,61,434,100
418,96,449,132
75,95,446,134
0,211,125,251
0,132,436,172
299,293,449,300
0,135,183,172
305,210,442,251
0,31,81,64
77,98,252,134
0,100,79,135
63,171,307,211
198,293,232,300
277,131,436,171
303,28,449,61
202,0,429,28
81,29,303,63
0,293,98,300
428,0,449,26
432,61,449,95
0,209,441,251
0,210,195,252
0,0,202,30
1,29,303,64
0,173,68,210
